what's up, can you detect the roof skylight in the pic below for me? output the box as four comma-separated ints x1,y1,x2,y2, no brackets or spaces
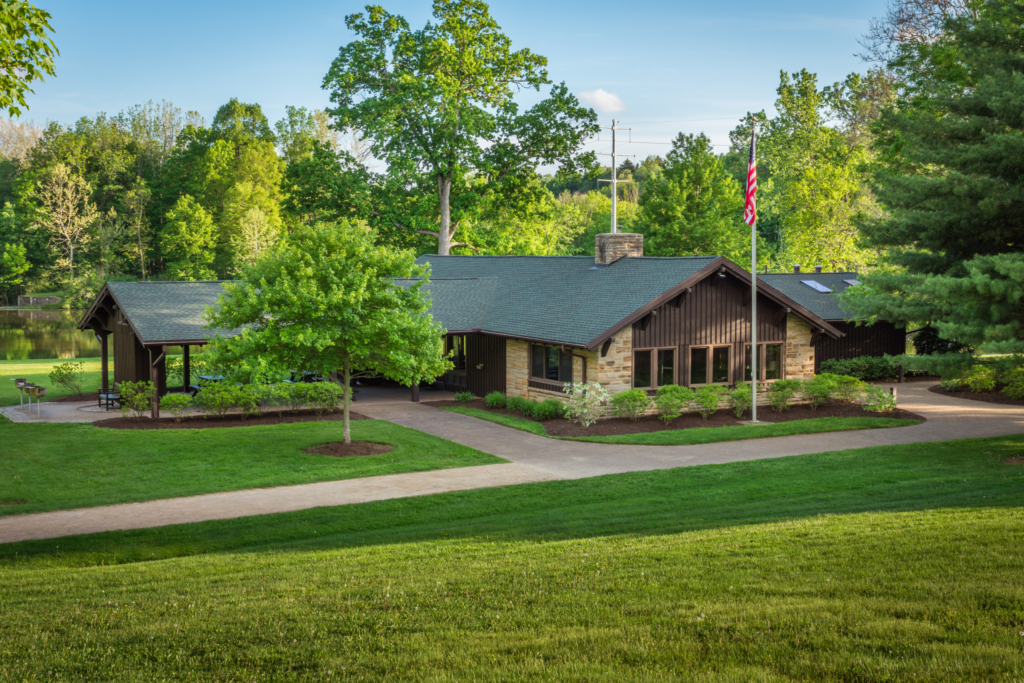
843,278,861,287
801,280,833,293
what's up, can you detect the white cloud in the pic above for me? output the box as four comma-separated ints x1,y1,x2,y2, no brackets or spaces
577,89,626,113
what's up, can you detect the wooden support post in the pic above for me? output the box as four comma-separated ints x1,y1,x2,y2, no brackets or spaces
183,345,191,390
898,364,905,383
151,351,159,420
411,384,420,403
100,332,109,393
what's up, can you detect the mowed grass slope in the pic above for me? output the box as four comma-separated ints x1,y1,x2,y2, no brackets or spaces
0,420,503,515
1,436,1023,680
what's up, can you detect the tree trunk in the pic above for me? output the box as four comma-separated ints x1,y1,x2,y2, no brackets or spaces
437,175,452,255
343,351,351,444
137,223,146,280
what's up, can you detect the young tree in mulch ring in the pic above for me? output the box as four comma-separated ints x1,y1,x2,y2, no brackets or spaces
119,381,154,422
204,220,451,444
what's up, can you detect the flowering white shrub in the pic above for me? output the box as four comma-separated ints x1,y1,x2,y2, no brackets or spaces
563,381,610,428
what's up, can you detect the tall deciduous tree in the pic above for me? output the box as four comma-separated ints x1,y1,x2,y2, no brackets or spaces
323,0,598,254
32,162,97,277
844,1,1024,365
160,195,217,281
638,133,747,260
204,221,450,442
0,0,57,117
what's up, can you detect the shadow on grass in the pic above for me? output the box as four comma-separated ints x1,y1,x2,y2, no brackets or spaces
3,434,1023,569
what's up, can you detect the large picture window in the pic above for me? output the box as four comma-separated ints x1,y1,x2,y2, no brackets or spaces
633,348,675,389
530,344,574,383
744,343,783,382
689,345,730,386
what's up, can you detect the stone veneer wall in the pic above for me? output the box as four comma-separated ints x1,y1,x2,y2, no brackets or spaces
505,339,599,401
785,314,816,380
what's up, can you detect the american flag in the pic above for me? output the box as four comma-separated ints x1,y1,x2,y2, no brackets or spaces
743,127,757,226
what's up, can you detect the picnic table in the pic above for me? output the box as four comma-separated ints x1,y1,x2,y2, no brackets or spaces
189,375,225,396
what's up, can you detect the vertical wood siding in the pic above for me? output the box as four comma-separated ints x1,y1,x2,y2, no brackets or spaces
444,334,507,396
631,275,789,385
113,325,149,384
815,321,906,372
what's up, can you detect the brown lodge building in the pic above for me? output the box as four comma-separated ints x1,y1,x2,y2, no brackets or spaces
78,233,906,401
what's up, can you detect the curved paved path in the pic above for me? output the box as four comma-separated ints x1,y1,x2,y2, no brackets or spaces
2,382,1022,543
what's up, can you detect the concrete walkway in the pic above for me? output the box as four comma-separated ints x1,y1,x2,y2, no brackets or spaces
358,382,1024,479
2,382,1023,543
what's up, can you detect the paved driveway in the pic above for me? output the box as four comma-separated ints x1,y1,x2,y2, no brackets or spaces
2,382,1022,543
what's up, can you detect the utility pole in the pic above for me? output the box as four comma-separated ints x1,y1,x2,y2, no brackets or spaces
597,119,633,233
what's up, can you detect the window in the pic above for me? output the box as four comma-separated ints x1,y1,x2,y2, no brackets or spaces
449,335,467,372
633,348,675,389
744,343,784,382
530,344,574,383
689,346,730,385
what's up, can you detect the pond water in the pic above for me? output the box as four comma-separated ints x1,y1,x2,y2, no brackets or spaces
0,309,104,360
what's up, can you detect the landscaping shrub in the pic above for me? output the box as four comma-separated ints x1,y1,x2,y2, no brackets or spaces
306,382,345,416
819,355,898,381
235,385,263,419
506,395,534,417
1001,367,1024,400
194,382,240,419
484,391,507,409
285,383,309,413
166,355,210,386
533,398,566,421
454,391,475,403
940,376,966,392
863,385,897,412
802,374,837,410
694,385,726,420
160,393,192,423
49,360,85,396
832,374,867,402
964,366,997,393
767,379,802,413
655,384,693,423
562,381,610,428
119,381,154,421
729,381,754,419
611,388,652,422
260,383,292,416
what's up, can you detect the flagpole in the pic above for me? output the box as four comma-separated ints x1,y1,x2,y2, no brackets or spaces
750,121,759,424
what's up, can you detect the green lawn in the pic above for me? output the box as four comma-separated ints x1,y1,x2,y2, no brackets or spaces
443,405,920,444
0,358,108,406
1,436,1022,680
0,420,503,515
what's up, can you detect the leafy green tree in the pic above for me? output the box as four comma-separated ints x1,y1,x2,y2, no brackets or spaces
274,106,340,166
281,141,373,226
0,0,57,117
844,1,1024,365
32,162,98,278
160,195,217,280
210,98,275,143
323,0,599,254
0,240,28,300
204,221,450,442
638,133,747,260
468,181,588,255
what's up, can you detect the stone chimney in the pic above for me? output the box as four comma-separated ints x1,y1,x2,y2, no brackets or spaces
814,265,823,274
792,264,801,273
595,233,643,265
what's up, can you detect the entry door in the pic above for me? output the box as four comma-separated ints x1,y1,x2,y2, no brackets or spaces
466,335,506,396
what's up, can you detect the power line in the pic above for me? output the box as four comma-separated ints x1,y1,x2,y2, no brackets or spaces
616,116,740,124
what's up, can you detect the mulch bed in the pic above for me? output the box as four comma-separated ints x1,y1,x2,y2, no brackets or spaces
94,408,370,430
425,398,923,438
0,500,26,506
51,392,99,404
1004,457,1024,465
929,384,1024,407
303,441,394,457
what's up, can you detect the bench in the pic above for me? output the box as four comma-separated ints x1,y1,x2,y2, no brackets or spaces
99,382,121,410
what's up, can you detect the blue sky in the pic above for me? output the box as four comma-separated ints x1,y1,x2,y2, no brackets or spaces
27,0,887,165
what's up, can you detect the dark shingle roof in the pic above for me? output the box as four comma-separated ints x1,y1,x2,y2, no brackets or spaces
106,281,240,344
412,255,717,347
758,272,859,321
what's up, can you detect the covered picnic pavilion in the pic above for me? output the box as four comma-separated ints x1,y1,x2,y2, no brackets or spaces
77,281,239,414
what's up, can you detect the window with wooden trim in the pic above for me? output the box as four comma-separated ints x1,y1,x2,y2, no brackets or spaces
744,343,784,382
448,335,467,372
633,348,675,389
689,345,730,386
530,344,574,383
